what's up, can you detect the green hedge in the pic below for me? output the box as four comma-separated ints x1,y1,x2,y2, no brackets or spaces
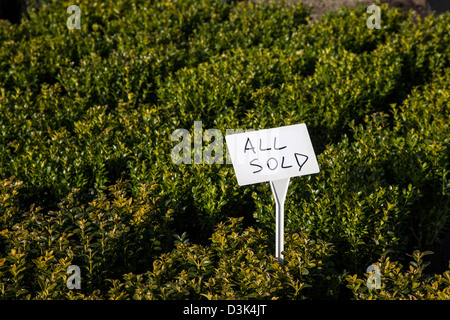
347,251,450,299
0,0,449,299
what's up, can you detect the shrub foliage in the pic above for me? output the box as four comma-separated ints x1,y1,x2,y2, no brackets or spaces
0,0,449,299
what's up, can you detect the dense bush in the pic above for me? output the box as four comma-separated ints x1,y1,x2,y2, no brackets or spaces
347,251,450,299
110,218,338,300
0,0,449,299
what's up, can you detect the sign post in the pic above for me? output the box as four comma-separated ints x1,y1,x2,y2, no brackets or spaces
225,123,319,264
270,178,289,264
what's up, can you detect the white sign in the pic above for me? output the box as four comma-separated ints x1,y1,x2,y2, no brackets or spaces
225,123,320,186
226,123,320,264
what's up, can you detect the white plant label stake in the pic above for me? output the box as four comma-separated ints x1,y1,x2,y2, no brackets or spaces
225,123,320,264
